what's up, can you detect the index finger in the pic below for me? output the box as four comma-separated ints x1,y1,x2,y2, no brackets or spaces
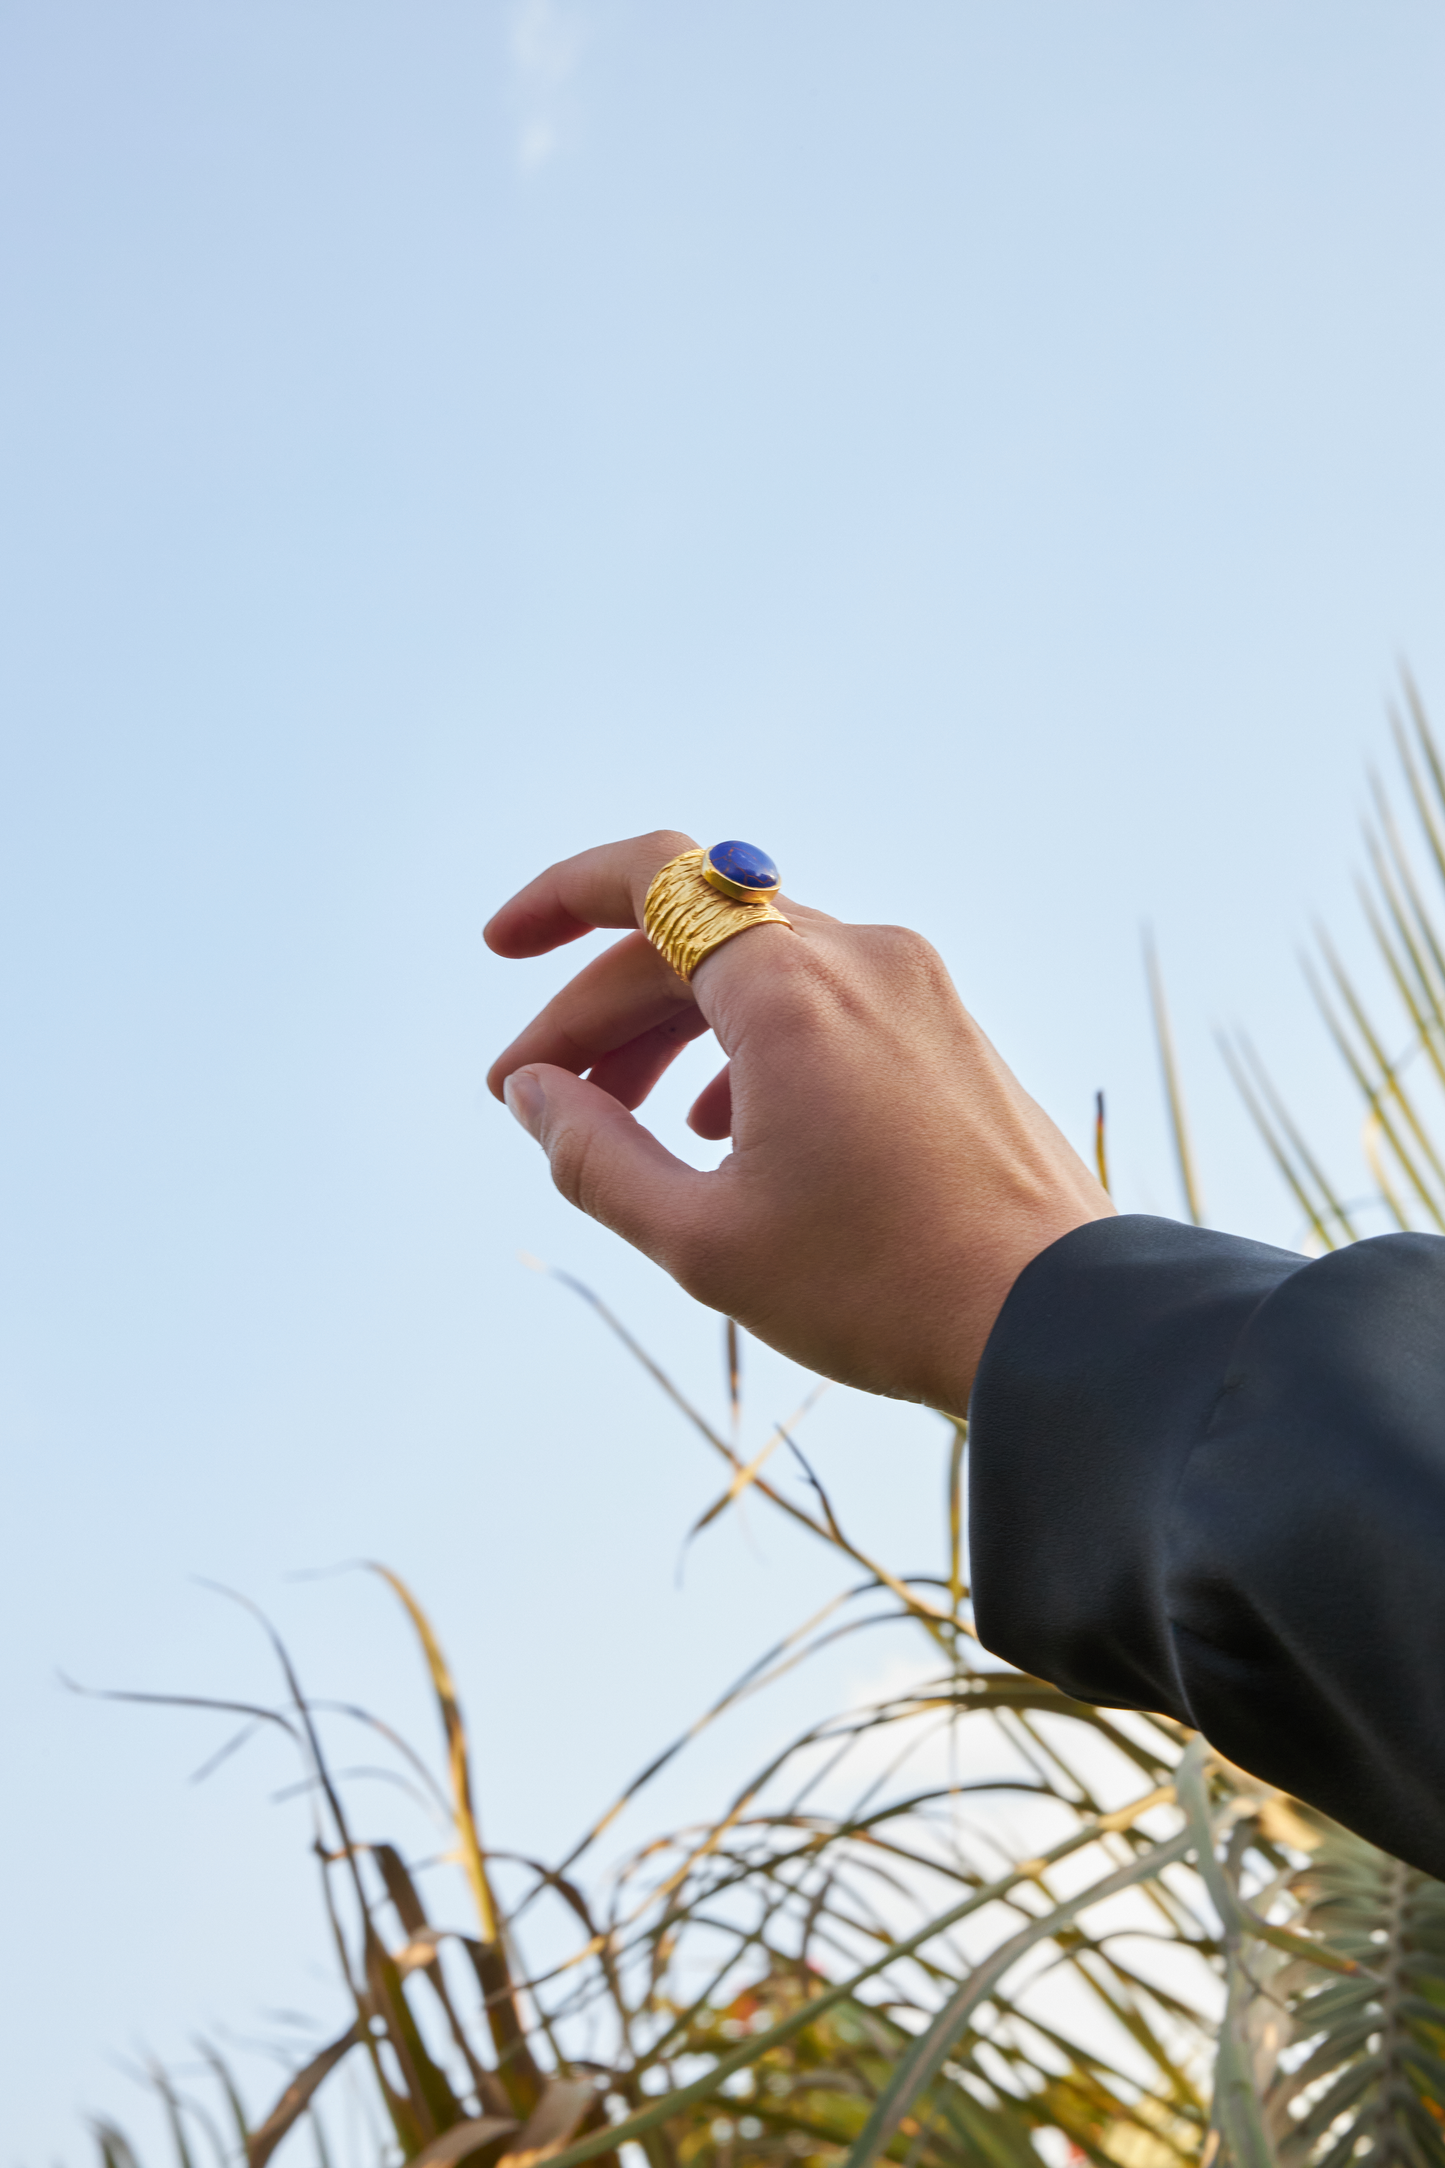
483,829,698,958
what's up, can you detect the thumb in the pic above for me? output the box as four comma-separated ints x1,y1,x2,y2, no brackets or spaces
503,1063,711,1273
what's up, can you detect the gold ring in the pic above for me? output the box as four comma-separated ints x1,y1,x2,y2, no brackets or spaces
644,842,793,982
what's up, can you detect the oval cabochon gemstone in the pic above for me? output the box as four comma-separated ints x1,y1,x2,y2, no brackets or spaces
707,840,780,890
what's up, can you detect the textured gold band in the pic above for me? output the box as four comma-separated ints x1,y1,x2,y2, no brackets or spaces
643,848,793,982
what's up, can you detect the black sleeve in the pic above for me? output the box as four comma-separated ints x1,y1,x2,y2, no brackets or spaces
967,1213,1445,1882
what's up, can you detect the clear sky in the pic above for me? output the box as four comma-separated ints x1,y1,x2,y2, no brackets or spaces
4,3,1445,2157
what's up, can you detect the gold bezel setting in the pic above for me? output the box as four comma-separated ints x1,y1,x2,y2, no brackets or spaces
701,842,782,905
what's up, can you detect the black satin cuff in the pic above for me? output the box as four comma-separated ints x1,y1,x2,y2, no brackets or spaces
968,1213,1445,1879
968,1213,1303,1716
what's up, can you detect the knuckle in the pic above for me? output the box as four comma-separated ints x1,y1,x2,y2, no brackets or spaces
630,828,701,923
869,924,955,997
876,922,944,972
637,826,697,870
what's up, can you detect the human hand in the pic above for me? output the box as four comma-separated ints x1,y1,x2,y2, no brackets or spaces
485,831,1113,1416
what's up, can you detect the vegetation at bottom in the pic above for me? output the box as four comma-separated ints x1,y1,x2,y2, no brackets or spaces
82,685,1445,2168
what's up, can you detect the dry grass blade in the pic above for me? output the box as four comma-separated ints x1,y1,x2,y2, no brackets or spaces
1393,701,1445,908
1146,931,1206,1224
409,2117,523,2168
367,1564,501,1948
246,2025,361,2168
1301,953,1426,1230
497,2076,600,2166
686,1382,831,1545
1362,809,1445,1081
1360,1107,1413,1230
1315,930,1445,1226
1233,1033,1358,1245
545,1265,744,1468
1402,669,1445,860
90,2126,143,2168
368,1563,550,2115
946,1420,967,1615
1218,1035,1342,1251
545,1266,956,1629
727,1317,743,1443
372,1842,513,2113
1095,1088,1111,1194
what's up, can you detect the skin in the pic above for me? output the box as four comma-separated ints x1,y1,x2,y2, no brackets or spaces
486,829,1114,1418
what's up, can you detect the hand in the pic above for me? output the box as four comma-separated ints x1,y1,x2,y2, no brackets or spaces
485,831,1113,1416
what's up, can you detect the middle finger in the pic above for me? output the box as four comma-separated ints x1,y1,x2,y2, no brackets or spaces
486,930,701,1101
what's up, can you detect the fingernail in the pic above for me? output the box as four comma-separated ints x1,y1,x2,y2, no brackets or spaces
503,1069,546,1141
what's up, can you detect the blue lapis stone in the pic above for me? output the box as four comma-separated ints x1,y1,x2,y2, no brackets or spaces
705,840,780,892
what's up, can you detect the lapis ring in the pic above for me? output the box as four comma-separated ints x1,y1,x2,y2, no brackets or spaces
643,840,793,982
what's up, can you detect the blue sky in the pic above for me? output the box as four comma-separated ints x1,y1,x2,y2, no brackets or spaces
4,3,1445,2157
